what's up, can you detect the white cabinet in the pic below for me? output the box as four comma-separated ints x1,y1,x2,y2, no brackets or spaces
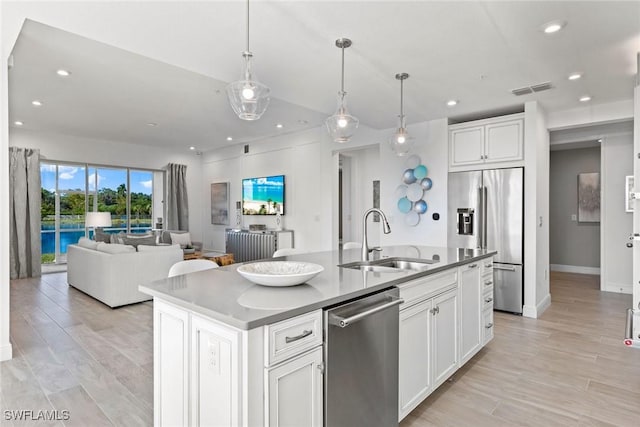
449,114,523,168
154,300,189,427
266,347,323,427
431,289,458,389
458,262,482,365
398,273,459,420
481,257,495,345
399,299,431,418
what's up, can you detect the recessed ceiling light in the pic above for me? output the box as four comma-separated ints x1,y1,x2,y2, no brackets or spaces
597,139,603,143
568,73,582,81
31,100,43,107
276,123,284,129
147,122,157,127
446,100,458,107
226,136,233,141
56,69,71,77
579,95,591,102
189,146,195,150
14,121,23,126
542,21,565,34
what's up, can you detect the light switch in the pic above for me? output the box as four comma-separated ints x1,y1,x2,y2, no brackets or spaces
571,214,577,221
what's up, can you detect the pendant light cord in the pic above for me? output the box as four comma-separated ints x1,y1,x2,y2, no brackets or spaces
340,44,345,94
245,0,251,54
400,78,404,118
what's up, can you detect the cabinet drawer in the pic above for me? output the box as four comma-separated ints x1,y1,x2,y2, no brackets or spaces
265,310,322,367
482,290,494,311
481,258,494,278
482,309,494,344
481,274,494,293
399,270,458,308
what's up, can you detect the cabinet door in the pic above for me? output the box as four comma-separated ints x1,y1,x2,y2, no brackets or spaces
191,315,241,427
154,300,189,427
267,347,323,427
450,126,484,166
484,119,523,163
431,289,458,388
483,309,495,345
459,263,482,365
399,300,432,421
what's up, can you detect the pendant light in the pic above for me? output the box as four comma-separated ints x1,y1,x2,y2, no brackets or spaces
226,0,270,121
326,38,359,143
389,73,414,156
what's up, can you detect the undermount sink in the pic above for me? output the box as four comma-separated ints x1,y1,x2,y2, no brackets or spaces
339,257,439,272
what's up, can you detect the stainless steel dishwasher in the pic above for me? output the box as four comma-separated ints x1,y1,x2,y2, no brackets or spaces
324,287,403,427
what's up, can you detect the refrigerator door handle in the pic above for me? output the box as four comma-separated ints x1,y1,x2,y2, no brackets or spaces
483,186,488,250
477,186,484,249
493,264,517,272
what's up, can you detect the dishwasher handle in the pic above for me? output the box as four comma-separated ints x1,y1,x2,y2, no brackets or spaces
329,297,404,328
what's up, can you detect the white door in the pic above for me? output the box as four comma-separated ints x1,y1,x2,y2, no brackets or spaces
450,126,484,166
398,300,432,420
267,347,323,427
484,119,524,163
431,289,458,388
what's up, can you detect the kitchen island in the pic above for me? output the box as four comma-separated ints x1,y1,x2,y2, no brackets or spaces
140,245,496,426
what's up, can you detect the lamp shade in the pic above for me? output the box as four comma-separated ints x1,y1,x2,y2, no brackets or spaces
85,212,112,228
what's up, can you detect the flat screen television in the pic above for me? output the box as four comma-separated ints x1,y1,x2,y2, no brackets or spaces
242,175,285,215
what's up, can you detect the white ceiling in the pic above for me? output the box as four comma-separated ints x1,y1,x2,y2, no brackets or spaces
5,1,640,152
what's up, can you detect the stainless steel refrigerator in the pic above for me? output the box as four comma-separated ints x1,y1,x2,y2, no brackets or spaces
448,167,524,313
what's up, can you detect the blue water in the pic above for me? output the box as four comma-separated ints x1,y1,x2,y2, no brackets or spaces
41,226,151,254
242,176,285,204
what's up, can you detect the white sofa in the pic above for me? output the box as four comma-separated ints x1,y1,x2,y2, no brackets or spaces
67,242,183,308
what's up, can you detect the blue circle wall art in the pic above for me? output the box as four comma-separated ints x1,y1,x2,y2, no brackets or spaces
402,169,417,184
420,177,433,191
396,156,433,227
397,197,412,214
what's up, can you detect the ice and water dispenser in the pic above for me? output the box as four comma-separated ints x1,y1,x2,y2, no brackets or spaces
456,208,474,236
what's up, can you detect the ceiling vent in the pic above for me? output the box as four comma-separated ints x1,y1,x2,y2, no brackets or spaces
511,81,553,96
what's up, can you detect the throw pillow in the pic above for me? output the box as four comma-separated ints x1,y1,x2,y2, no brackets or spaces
170,232,192,248
122,235,157,249
96,242,136,254
94,228,112,243
77,237,99,250
138,243,181,252
110,232,126,244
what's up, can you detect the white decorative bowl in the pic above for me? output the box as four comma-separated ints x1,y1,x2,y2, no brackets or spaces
236,261,324,287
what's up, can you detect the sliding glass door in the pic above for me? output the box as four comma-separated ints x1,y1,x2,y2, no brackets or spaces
41,162,161,265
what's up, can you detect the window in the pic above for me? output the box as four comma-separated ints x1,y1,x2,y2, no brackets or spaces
40,162,163,264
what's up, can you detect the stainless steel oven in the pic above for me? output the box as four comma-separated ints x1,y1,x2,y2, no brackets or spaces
324,287,402,427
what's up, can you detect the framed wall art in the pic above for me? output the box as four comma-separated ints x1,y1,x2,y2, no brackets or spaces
577,172,600,223
625,175,635,213
211,182,230,225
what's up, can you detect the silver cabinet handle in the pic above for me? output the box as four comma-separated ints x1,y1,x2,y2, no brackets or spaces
485,322,494,329
485,297,493,303
468,263,478,269
493,265,517,271
485,263,493,268
484,280,493,286
331,297,404,328
430,306,440,315
285,329,312,343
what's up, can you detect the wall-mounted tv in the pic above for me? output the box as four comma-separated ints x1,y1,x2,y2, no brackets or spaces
242,175,285,215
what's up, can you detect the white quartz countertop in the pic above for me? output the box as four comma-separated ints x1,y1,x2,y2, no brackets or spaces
139,245,496,330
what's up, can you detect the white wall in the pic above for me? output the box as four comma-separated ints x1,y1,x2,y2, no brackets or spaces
379,118,449,247
9,128,203,240
201,126,336,253
523,101,550,318
601,133,634,293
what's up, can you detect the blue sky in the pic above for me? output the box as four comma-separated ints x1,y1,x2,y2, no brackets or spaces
40,164,152,194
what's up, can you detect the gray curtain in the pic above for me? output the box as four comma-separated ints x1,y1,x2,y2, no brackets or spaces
9,147,41,279
166,163,189,230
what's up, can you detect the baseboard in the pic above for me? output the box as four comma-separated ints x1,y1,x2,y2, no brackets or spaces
522,293,551,319
0,342,13,361
602,282,632,294
550,264,601,275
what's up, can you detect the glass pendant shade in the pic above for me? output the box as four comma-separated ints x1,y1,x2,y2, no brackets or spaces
227,53,270,121
326,92,359,143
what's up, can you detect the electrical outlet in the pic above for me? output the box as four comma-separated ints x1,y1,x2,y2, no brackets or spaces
208,340,220,374
571,214,577,221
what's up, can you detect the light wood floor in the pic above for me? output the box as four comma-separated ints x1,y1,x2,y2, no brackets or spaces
1,272,639,426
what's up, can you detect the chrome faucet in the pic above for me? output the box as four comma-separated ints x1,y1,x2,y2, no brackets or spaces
361,208,391,261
